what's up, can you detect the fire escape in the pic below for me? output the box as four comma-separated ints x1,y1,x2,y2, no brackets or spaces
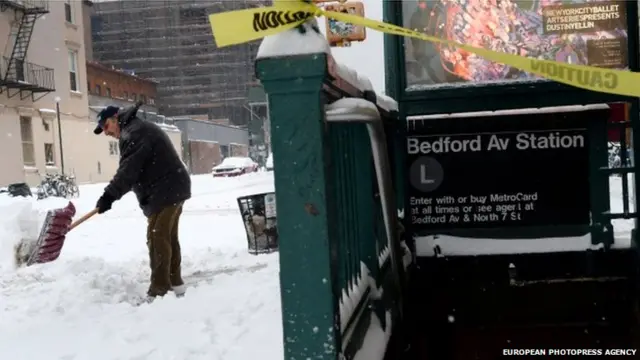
0,0,54,101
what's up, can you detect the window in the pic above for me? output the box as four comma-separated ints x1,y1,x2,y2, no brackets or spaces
140,94,146,104
149,98,155,105
68,50,78,91
109,141,119,156
44,143,55,166
64,0,73,23
106,87,111,97
220,145,229,158
123,91,128,100
87,81,90,92
131,93,136,101
95,84,101,96
20,116,35,166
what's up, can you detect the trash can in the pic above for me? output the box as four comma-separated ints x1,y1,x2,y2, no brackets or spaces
237,192,278,255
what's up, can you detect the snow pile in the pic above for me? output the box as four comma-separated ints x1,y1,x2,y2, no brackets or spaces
215,157,256,169
353,311,392,360
265,153,273,170
326,97,380,117
257,18,329,58
0,174,283,360
0,195,50,270
339,262,369,332
156,122,180,133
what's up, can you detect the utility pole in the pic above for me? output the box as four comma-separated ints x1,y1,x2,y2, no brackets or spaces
54,96,65,174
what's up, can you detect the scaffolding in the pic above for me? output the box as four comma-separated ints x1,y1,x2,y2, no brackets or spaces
90,0,268,125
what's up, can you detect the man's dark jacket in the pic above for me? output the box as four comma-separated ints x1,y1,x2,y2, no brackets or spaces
103,115,191,216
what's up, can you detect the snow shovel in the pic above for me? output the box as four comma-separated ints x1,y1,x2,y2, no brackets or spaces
16,202,99,267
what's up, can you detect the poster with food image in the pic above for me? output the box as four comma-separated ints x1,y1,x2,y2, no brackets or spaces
402,0,628,90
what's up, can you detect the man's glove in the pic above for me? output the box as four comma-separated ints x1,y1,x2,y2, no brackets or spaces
96,193,114,214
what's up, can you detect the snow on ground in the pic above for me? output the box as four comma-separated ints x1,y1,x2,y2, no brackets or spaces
0,172,282,360
0,170,636,360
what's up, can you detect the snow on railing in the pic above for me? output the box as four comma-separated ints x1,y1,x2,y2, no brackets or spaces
257,18,398,113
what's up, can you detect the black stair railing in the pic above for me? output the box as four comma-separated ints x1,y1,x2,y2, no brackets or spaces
26,61,54,90
1,56,55,91
4,12,37,81
0,0,49,14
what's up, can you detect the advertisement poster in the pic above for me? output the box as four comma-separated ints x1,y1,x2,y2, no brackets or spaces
402,0,628,90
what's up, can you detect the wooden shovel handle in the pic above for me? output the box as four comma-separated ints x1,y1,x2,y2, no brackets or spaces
69,208,99,231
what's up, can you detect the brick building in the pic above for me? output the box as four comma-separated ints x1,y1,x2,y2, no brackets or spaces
86,61,157,112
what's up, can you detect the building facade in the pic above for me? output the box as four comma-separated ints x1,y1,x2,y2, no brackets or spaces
90,0,266,125
172,118,249,174
87,61,158,111
0,0,94,186
0,0,182,187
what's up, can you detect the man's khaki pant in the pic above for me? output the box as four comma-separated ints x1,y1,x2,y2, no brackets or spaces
146,202,184,297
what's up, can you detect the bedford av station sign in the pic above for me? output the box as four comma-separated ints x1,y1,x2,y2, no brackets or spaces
405,110,593,233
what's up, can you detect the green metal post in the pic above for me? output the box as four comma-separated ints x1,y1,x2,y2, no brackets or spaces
256,54,340,360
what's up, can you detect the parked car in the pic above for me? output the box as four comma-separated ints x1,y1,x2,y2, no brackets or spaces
212,157,258,177
265,153,274,171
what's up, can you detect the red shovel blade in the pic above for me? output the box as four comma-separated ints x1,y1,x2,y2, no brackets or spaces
26,202,76,266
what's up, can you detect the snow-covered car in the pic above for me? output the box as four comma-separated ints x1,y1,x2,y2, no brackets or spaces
265,153,273,171
212,157,258,177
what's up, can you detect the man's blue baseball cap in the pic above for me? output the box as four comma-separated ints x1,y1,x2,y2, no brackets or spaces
93,105,120,135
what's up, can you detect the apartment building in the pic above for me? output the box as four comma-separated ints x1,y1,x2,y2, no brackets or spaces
0,0,88,186
0,0,182,187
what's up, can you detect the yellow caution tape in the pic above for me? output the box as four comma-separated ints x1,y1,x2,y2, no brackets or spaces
209,2,319,47
208,2,638,97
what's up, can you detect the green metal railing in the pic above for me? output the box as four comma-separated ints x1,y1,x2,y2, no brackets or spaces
328,123,377,337
257,53,404,360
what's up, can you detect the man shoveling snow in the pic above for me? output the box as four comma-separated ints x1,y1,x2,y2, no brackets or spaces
92,103,192,303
